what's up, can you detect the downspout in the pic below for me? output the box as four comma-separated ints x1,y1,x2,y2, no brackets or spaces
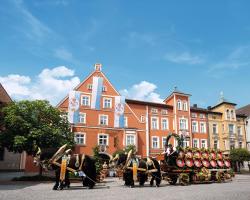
146,105,149,157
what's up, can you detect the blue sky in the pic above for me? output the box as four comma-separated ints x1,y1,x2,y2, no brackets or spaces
1,0,250,108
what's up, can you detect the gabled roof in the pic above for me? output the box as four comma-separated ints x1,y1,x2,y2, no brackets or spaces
0,83,12,103
211,101,237,110
125,99,173,109
236,104,250,117
164,87,191,102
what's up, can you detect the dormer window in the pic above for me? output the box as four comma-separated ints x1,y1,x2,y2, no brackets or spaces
177,100,182,110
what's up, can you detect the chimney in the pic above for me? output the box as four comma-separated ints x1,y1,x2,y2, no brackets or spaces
94,63,102,71
193,104,197,108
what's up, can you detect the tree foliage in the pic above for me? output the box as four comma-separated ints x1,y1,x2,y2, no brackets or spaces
0,100,74,155
230,148,250,163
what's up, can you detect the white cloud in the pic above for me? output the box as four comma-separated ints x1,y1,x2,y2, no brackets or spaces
164,51,204,65
0,66,80,105
120,81,163,103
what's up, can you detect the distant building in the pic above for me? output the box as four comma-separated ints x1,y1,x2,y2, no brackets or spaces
236,104,250,151
0,83,25,171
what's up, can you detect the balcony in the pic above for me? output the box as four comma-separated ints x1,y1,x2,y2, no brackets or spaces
229,133,236,139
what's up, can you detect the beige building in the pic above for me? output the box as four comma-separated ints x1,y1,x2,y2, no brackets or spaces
208,96,247,152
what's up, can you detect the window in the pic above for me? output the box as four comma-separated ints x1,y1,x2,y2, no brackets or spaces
192,121,198,133
79,113,86,123
214,140,218,149
99,115,108,126
200,122,206,133
212,124,217,134
177,100,182,110
179,118,188,130
151,108,158,114
183,140,188,148
161,109,168,115
126,134,136,146
237,126,242,136
226,109,230,120
183,101,188,111
230,140,235,150
81,95,90,106
229,124,234,135
162,137,167,148
124,117,128,127
0,148,4,161
201,139,207,148
231,110,235,119
102,86,107,92
87,84,92,90
103,98,112,109
74,133,86,145
191,113,197,118
152,136,159,149
140,115,145,123
239,142,242,148
199,114,205,119
98,134,109,146
193,139,198,148
151,117,159,130
161,118,169,130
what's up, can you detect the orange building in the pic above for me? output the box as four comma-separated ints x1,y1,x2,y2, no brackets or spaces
56,64,207,158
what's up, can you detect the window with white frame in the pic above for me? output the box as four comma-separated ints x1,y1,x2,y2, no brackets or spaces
200,122,206,133
192,121,198,132
229,124,234,135
183,140,188,148
183,101,188,111
231,110,235,119
177,100,182,110
140,115,145,123
79,113,86,123
226,109,230,120
161,109,168,115
81,95,90,106
212,124,217,134
151,108,158,114
99,115,108,125
103,98,112,109
124,117,128,127
98,134,109,146
191,113,197,118
102,86,107,92
201,139,207,148
193,139,199,148
179,118,188,130
161,118,169,130
230,139,235,149
74,133,86,145
152,136,159,149
237,126,242,136
199,114,205,119
162,137,167,148
87,84,92,90
151,117,159,130
126,134,136,146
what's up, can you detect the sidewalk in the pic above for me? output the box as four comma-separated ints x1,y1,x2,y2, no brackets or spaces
0,172,37,181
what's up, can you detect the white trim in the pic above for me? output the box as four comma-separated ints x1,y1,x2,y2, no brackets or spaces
124,116,128,127
201,139,207,148
151,116,159,130
146,106,149,157
192,121,198,133
125,134,136,146
79,112,86,124
74,132,86,145
100,71,120,95
177,99,182,110
125,102,141,122
81,95,91,106
98,133,109,146
200,122,206,133
193,138,199,148
151,136,160,149
103,97,112,109
99,114,109,126
161,118,169,130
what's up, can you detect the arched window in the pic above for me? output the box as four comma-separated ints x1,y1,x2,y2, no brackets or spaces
231,110,234,119
177,100,182,110
226,109,230,120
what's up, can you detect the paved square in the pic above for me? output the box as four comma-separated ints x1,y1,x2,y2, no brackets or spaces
0,175,250,200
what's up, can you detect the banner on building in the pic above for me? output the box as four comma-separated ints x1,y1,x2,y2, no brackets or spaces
114,96,125,128
91,76,103,110
68,90,81,124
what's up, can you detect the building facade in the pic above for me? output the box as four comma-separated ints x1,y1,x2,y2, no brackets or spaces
56,64,247,159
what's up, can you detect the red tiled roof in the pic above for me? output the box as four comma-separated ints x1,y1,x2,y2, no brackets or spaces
236,104,250,117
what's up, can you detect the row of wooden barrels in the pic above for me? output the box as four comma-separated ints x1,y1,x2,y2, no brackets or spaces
175,150,231,168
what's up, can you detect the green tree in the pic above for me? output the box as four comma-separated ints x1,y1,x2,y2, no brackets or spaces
230,148,250,172
0,100,74,158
